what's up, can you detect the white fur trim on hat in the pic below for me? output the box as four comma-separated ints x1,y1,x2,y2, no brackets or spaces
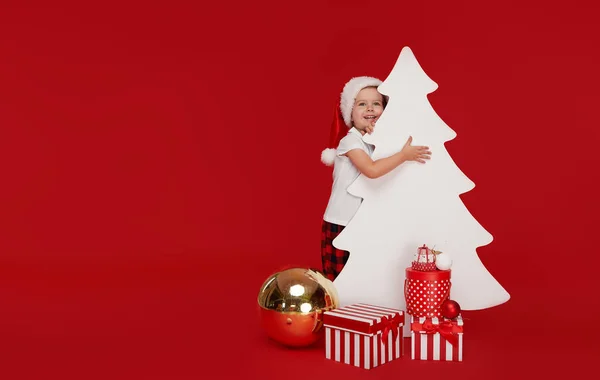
340,76,383,127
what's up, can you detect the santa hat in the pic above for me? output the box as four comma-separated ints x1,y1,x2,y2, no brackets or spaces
321,76,383,166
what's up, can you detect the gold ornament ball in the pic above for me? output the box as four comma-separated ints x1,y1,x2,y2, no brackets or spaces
257,268,339,347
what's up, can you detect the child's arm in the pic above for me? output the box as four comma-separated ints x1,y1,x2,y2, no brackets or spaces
346,136,431,179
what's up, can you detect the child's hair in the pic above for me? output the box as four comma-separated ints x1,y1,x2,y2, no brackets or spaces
321,76,385,166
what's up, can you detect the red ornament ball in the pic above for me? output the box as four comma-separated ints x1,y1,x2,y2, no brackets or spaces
441,299,461,319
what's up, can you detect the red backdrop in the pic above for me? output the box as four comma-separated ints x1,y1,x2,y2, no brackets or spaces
1,1,599,379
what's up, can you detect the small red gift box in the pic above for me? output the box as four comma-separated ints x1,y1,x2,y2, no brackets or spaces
410,315,463,361
411,244,437,271
404,267,451,318
322,304,405,370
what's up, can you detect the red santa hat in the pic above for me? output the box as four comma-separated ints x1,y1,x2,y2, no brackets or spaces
321,76,383,166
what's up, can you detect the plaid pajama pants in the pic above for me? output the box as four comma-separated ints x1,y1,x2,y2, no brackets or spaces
321,220,349,281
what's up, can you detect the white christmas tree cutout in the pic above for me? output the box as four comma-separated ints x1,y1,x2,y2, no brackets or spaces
332,47,510,335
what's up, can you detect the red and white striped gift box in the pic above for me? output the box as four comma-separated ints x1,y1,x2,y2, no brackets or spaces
322,303,405,370
410,315,463,361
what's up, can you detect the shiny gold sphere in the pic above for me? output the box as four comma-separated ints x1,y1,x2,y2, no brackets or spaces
257,268,339,347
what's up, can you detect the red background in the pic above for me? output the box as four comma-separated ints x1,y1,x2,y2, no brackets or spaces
1,1,599,378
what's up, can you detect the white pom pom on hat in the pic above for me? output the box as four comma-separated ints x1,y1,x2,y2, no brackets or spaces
321,76,383,166
321,148,337,166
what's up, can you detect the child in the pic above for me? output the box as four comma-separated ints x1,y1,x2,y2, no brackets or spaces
320,76,431,281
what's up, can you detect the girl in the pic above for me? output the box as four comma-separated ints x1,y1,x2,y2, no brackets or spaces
320,76,431,281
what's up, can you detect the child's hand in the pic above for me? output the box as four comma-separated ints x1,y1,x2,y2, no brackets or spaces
401,136,431,163
365,121,375,134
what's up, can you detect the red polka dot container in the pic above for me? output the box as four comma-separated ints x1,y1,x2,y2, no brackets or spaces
404,268,451,318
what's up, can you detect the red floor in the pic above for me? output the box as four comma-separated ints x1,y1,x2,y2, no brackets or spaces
1,253,596,379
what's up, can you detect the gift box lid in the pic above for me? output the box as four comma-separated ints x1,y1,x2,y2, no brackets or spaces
323,303,405,336
411,315,463,326
411,315,464,338
405,267,451,280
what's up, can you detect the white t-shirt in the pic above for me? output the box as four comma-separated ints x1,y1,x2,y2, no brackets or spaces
323,128,374,226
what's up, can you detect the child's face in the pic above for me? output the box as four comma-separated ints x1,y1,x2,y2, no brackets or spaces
351,87,384,132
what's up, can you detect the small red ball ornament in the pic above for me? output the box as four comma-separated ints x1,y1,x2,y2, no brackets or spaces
441,299,461,319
